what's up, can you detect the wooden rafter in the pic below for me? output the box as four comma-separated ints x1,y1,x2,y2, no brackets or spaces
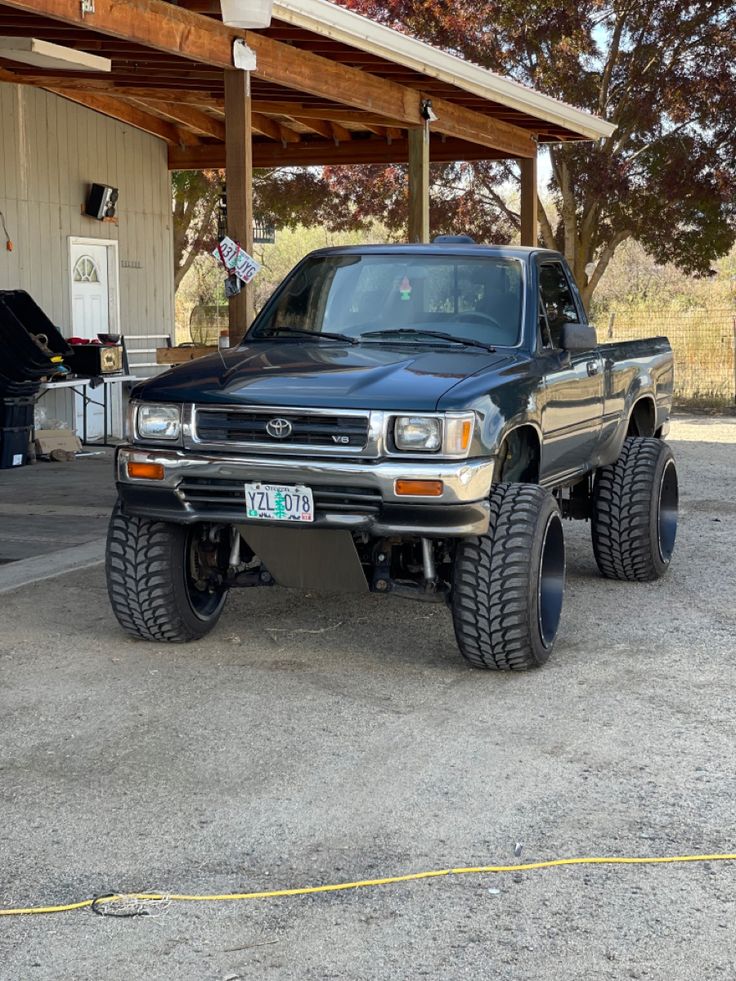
49,87,193,144
0,0,537,157
252,112,300,143
134,99,226,140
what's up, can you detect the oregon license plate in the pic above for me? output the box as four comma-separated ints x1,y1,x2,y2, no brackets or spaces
244,482,314,522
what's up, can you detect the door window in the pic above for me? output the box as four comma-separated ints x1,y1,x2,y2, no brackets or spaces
73,255,100,283
539,262,579,347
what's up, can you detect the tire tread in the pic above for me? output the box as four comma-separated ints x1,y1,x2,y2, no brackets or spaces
452,483,563,671
591,437,674,582
105,502,222,642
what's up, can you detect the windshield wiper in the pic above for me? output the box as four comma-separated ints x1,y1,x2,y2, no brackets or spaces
360,328,496,353
259,327,358,345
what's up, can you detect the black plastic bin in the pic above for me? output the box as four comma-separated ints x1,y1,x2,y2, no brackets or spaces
0,425,31,469
0,290,72,380
0,371,40,397
0,396,35,428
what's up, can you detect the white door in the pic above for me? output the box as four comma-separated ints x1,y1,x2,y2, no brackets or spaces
69,240,120,440
71,243,110,338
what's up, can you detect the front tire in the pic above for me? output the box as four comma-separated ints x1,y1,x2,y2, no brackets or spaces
106,502,228,642
451,483,566,670
591,437,678,582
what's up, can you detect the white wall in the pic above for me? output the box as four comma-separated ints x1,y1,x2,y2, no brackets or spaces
0,82,174,429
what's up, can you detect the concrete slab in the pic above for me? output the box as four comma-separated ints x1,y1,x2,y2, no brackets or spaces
0,539,105,593
0,450,116,563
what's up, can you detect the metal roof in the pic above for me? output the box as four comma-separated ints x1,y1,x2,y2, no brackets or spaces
273,0,616,142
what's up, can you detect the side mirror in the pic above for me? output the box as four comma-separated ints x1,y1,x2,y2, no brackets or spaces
559,322,597,352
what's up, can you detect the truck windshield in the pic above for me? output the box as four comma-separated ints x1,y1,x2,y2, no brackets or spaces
251,254,523,347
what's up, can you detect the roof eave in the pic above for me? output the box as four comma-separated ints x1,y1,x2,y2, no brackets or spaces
272,0,617,142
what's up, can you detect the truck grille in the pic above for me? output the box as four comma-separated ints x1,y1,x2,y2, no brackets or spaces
177,477,382,516
193,407,369,450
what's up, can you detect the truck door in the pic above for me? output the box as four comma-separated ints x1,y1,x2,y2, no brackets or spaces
537,259,603,482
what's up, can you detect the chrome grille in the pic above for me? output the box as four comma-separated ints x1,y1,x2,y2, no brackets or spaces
193,406,369,450
177,477,382,516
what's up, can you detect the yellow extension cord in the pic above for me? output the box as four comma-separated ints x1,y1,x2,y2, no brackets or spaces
1,853,735,917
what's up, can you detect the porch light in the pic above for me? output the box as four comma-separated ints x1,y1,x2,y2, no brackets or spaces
0,37,111,72
220,0,274,28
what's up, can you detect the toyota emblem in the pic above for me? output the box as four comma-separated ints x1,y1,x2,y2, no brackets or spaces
266,417,293,439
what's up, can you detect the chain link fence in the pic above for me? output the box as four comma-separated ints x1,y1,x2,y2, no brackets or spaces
599,308,736,407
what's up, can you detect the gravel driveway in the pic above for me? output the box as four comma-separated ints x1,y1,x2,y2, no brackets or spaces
1,415,735,980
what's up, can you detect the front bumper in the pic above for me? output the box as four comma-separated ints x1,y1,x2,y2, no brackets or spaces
116,445,494,537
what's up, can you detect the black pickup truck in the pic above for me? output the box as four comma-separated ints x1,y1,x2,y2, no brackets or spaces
107,241,677,670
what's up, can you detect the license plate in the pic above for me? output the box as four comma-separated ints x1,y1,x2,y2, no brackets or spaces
244,482,314,523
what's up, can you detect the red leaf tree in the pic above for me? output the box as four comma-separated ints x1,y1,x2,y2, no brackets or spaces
330,0,736,307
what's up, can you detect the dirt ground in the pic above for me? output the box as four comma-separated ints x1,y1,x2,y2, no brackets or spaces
1,415,735,981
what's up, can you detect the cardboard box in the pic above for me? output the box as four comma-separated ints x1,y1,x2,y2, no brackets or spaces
34,429,82,456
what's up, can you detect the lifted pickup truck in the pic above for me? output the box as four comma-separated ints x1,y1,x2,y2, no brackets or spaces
107,241,677,669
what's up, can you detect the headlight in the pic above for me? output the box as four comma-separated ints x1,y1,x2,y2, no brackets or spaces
392,413,475,455
394,416,442,452
136,404,181,441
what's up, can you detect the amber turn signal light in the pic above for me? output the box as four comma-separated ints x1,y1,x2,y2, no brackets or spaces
395,479,444,497
127,461,165,480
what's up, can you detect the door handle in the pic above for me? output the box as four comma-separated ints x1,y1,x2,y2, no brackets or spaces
586,360,600,376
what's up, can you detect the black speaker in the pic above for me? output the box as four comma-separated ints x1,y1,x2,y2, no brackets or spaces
85,183,119,221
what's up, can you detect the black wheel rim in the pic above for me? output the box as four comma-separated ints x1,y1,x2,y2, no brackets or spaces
185,529,225,621
657,459,678,564
538,512,565,648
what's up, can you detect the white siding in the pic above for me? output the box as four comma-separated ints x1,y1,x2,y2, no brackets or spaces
0,83,174,426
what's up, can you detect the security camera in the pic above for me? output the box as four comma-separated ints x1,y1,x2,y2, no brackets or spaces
420,99,438,123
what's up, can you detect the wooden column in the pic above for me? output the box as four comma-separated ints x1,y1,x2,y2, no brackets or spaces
519,154,538,247
408,126,430,243
224,68,254,343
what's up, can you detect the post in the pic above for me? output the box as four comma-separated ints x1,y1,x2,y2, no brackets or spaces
408,126,430,243
519,154,538,247
224,68,254,344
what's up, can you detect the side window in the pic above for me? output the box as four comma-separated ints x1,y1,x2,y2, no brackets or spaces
538,262,580,347
538,295,554,349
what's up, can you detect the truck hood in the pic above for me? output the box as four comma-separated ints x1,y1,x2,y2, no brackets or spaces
134,342,514,411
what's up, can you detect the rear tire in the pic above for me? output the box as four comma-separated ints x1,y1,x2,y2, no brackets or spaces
591,437,678,581
106,501,228,642
451,483,565,670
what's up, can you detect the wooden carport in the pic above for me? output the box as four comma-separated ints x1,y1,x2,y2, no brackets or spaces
0,0,614,338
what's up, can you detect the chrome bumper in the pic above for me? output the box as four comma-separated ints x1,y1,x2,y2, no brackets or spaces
116,445,494,537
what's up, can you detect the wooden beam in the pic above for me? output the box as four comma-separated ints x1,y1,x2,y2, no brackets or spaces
135,100,225,140
250,104,408,128
408,127,430,243
225,69,254,342
0,0,237,67
288,116,334,141
250,34,535,155
0,0,537,157
428,97,534,158
252,113,301,144
519,154,538,246
330,121,353,144
169,137,505,170
49,88,188,144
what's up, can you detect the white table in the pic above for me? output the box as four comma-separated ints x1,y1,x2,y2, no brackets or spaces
39,374,139,446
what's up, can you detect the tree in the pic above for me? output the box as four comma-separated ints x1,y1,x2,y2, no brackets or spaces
335,0,736,308
172,167,337,290
321,161,516,243
172,169,220,291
